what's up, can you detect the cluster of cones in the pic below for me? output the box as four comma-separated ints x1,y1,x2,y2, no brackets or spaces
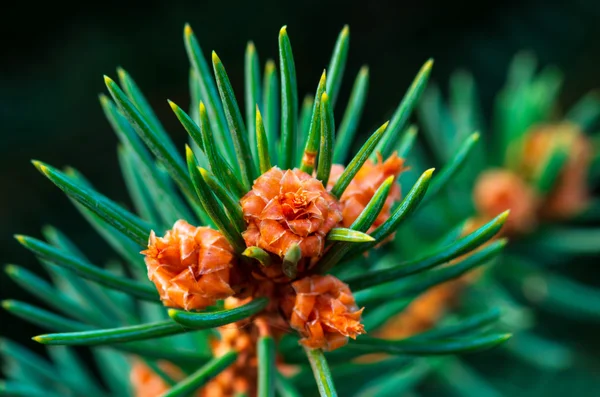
134,154,405,396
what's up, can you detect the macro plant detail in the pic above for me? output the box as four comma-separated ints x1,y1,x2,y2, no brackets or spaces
0,23,515,397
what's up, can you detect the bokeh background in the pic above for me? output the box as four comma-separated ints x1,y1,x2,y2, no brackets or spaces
2,0,600,391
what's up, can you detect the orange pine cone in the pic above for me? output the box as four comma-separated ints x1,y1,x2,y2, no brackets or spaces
329,152,405,233
473,169,538,235
241,167,342,259
287,275,365,351
142,220,237,311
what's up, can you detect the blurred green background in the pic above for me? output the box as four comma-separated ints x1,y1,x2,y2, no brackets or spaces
1,0,600,386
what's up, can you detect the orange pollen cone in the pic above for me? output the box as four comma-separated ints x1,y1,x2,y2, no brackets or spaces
142,220,237,311
240,167,343,259
287,274,365,351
